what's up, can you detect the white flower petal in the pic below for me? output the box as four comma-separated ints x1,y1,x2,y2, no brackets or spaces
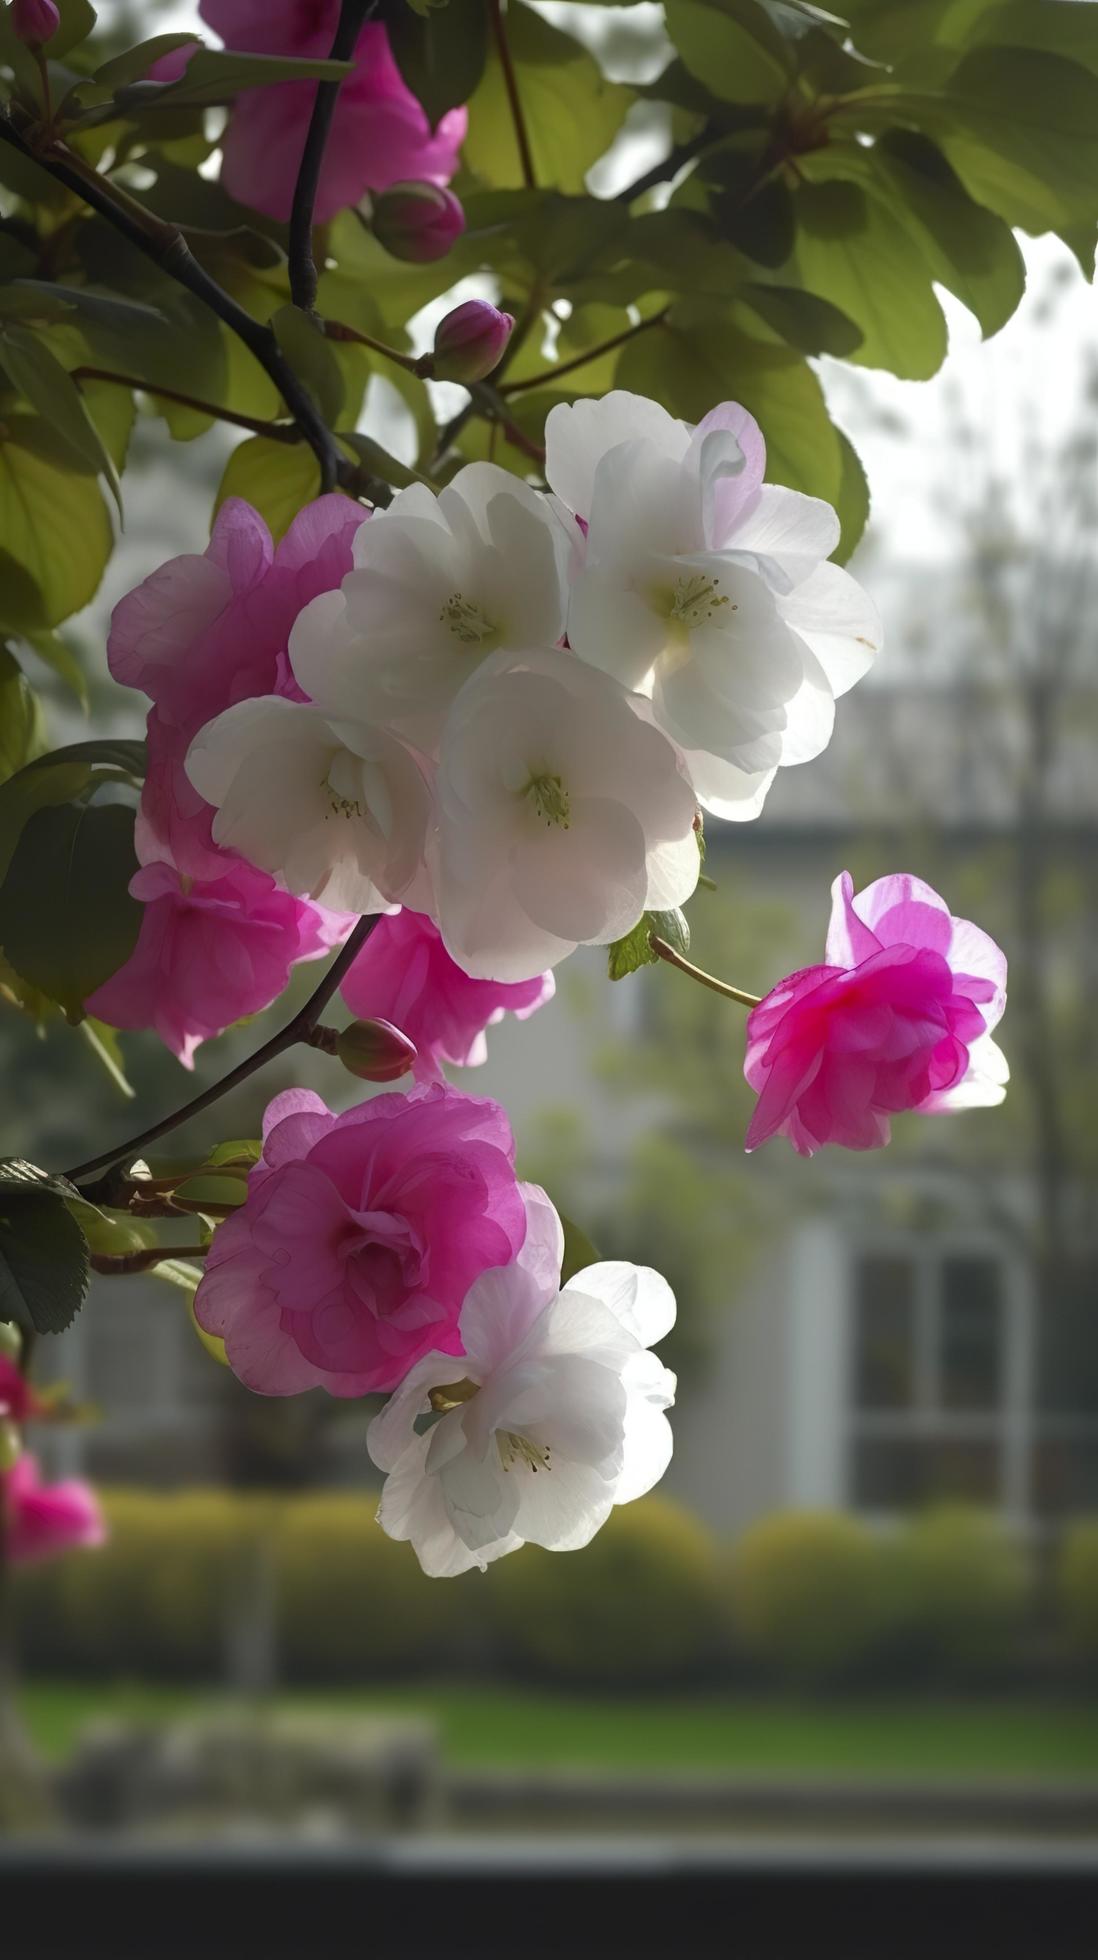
545,389,689,518
568,1263,677,1346
777,560,881,697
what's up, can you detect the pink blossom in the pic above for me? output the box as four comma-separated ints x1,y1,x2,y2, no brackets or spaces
2,1454,105,1567
194,1083,528,1397
111,495,363,880
341,908,554,1082
109,495,363,735
0,1356,41,1424
198,3,466,224
744,871,1008,1156
11,0,60,46
431,301,514,383
86,861,337,1069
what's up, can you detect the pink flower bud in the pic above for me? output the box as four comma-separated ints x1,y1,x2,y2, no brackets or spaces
371,182,465,264
11,0,60,45
335,1017,418,1082
431,300,514,384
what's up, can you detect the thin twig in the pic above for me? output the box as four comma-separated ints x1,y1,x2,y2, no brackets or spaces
614,130,712,206
289,0,377,314
648,935,761,1008
489,0,536,190
65,915,382,1192
70,367,302,441
0,112,347,493
501,307,670,398
90,1245,208,1275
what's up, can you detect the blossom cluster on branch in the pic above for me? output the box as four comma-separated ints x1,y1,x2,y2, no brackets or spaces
82,382,1009,1574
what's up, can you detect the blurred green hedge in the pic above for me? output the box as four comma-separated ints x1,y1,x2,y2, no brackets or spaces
9,1487,1067,1689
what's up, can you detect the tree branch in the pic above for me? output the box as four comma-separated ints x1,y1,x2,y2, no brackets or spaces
0,111,348,494
70,367,303,442
65,915,382,1193
289,0,378,314
489,0,536,190
501,307,670,398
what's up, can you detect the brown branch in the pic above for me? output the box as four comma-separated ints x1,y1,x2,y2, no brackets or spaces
0,111,348,493
65,914,382,1193
501,307,670,398
70,367,302,442
289,0,378,313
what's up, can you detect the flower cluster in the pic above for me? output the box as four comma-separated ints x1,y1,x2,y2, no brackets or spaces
174,389,875,988
194,1094,675,1574
0,1351,105,1570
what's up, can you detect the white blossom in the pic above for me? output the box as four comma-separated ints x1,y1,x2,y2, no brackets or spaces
287,465,571,751
433,648,701,982
545,390,881,821
184,694,432,916
368,1186,677,1577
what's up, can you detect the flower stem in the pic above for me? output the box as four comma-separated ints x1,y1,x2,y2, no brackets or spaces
89,1245,208,1275
501,307,670,398
320,316,423,375
648,935,761,1008
288,0,377,315
489,0,536,190
64,915,382,1194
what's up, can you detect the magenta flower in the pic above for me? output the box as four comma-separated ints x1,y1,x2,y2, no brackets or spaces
2,1454,105,1567
431,300,514,384
194,1084,528,1396
341,908,554,1082
0,1356,41,1423
11,0,60,46
198,2,466,223
744,871,1008,1156
371,181,465,263
86,861,338,1069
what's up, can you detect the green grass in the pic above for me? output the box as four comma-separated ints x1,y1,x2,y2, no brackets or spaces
21,1682,1098,1780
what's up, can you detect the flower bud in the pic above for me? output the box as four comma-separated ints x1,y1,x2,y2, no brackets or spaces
11,0,60,45
431,300,514,384
371,182,465,264
335,1017,417,1082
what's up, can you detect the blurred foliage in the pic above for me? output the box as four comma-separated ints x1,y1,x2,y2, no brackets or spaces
273,1493,448,1679
487,1494,725,1685
11,1486,1055,1690
726,1509,884,1684
1057,1519,1098,1663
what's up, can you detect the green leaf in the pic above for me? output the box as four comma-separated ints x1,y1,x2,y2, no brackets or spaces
0,739,146,883
64,1195,152,1255
271,305,345,426
21,630,89,710
0,648,44,788
665,0,793,105
48,0,97,61
338,430,433,492
936,47,1098,233
92,33,200,91
558,1212,601,1287
0,325,123,515
737,282,863,355
81,1017,135,1098
214,435,334,542
965,0,1098,82
0,802,141,1020
0,1187,88,1336
832,428,870,564
149,47,354,108
205,1139,261,1170
464,1,630,192
608,907,690,980
789,173,948,379
0,415,113,630
387,0,489,126
711,170,796,268
617,308,844,508
870,128,1025,339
